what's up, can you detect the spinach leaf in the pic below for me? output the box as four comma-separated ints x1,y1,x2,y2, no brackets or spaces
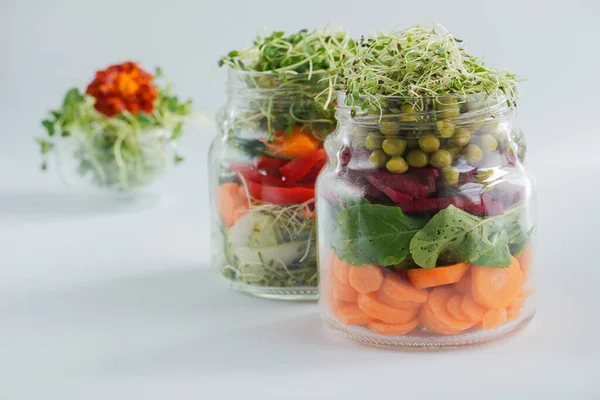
410,205,519,269
332,204,426,267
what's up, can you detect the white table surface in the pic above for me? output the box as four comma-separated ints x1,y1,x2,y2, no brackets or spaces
1,126,599,399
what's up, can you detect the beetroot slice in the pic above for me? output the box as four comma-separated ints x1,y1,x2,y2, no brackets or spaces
367,169,428,198
367,175,413,202
397,197,484,215
409,168,439,194
480,193,505,216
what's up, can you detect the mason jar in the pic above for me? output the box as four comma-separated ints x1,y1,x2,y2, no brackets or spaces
209,69,336,300
317,93,536,348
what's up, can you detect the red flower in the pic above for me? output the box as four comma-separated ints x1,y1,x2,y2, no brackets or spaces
86,62,158,117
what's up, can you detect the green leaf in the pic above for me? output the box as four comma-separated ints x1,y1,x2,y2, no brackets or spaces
228,50,239,57
35,137,54,154
171,123,183,140
42,119,55,136
137,113,154,128
471,230,512,267
332,204,426,267
409,205,515,269
63,88,81,106
174,154,184,163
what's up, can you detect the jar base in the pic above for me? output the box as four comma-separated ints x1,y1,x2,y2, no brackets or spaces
222,276,318,301
322,311,534,351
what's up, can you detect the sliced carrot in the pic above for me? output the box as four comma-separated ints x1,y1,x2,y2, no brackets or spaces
334,257,350,285
377,292,422,309
419,304,461,335
332,279,359,302
460,295,487,322
348,264,384,294
408,263,469,289
518,246,534,282
357,293,420,324
447,295,471,322
481,308,508,330
453,271,472,295
335,304,370,325
506,306,521,320
472,257,523,309
379,273,429,304
216,183,247,227
263,126,320,158
367,318,420,336
427,287,475,330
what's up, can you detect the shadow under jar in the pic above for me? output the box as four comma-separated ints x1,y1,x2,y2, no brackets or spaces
317,93,536,348
209,69,336,300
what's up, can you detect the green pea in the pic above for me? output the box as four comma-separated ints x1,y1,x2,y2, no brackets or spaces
406,138,419,149
477,133,498,152
369,150,389,168
450,128,471,147
462,144,483,165
436,120,455,138
406,149,429,168
379,121,399,136
437,96,461,118
429,149,453,168
365,134,383,150
400,104,418,122
382,138,407,156
441,166,459,186
418,133,440,153
386,156,409,174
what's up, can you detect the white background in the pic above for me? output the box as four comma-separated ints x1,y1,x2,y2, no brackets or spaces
1,0,600,398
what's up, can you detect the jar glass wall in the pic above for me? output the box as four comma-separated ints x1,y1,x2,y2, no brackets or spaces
209,69,336,300
318,93,536,348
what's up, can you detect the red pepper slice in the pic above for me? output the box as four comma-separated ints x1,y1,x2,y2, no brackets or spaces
297,159,326,185
230,164,287,187
281,149,326,182
244,179,315,205
256,156,289,169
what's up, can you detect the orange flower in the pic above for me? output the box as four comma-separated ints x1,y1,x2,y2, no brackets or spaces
86,62,158,117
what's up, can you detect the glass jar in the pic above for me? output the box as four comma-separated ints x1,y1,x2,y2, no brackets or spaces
54,127,175,195
209,69,336,300
317,93,536,348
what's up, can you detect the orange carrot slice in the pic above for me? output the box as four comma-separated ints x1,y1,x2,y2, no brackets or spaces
447,295,471,322
460,295,487,322
472,257,523,309
379,273,429,304
263,127,320,158
408,263,469,289
506,306,521,320
481,308,508,330
357,293,420,324
348,264,384,294
216,183,247,227
332,279,359,302
419,304,461,335
427,287,475,330
367,318,420,336
335,304,370,325
453,271,472,295
518,246,533,282
334,257,350,285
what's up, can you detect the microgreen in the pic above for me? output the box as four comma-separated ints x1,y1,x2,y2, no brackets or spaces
219,28,352,140
332,23,520,112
